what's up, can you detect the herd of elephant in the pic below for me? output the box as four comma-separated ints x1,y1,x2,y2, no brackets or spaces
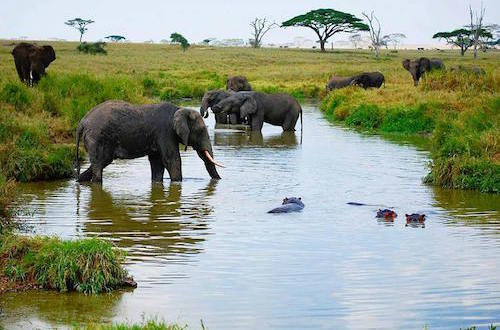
8,42,481,184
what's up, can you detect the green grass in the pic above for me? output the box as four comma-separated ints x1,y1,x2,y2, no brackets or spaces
0,234,129,293
74,319,186,330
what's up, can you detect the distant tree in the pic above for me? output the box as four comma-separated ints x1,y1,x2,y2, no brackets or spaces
483,24,500,49
105,35,126,42
349,34,362,49
382,33,406,49
433,28,491,56
249,17,277,48
65,18,94,43
469,3,487,59
170,33,190,51
362,11,383,58
282,9,369,52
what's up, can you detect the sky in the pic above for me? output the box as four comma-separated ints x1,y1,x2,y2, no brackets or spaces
1,0,499,46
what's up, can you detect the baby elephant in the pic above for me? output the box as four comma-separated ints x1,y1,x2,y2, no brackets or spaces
402,57,445,86
268,197,304,213
11,42,56,86
226,76,252,92
326,72,384,91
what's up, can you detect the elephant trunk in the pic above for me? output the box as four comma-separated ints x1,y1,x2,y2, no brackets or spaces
200,98,210,118
197,147,222,180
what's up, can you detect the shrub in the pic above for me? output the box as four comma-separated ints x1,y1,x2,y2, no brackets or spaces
0,234,129,293
0,83,31,111
345,104,383,129
380,104,435,134
77,42,107,55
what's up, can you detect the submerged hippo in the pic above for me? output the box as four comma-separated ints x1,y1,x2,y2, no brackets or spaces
376,209,398,218
405,213,425,222
268,197,304,214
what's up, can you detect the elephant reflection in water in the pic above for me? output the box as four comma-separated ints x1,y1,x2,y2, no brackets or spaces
82,181,218,259
213,131,298,149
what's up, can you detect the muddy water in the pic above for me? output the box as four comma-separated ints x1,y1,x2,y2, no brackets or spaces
1,105,500,329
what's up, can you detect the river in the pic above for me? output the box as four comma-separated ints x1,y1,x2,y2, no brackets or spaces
1,104,499,329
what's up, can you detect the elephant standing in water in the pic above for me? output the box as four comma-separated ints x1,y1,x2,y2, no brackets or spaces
402,57,445,86
75,101,223,183
200,89,241,124
212,91,302,132
11,42,56,85
226,76,252,92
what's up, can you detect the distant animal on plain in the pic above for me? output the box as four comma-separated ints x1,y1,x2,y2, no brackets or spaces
11,42,56,86
326,72,385,91
268,197,304,213
450,65,486,75
402,57,445,86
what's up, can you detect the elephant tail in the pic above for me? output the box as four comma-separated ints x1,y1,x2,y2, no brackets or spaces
74,124,83,178
299,106,303,144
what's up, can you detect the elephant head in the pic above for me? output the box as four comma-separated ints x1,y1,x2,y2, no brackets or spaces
173,109,223,179
200,89,233,119
212,92,257,120
403,57,431,86
226,76,252,92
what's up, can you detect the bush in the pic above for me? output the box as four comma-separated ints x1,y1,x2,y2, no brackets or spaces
345,104,383,129
380,104,435,134
0,234,130,293
0,82,31,111
77,42,107,55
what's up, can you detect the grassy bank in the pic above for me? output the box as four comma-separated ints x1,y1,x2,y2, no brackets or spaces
0,233,133,293
75,319,186,330
321,68,499,192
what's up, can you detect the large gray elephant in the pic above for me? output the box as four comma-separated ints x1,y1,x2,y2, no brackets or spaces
402,57,445,86
11,42,56,86
75,100,223,183
226,76,252,92
326,76,357,91
212,92,302,132
200,89,243,125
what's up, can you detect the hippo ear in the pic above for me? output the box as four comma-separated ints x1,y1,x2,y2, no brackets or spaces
173,109,191,146
402,59,410,71
298,197,301,200
240,95,257,119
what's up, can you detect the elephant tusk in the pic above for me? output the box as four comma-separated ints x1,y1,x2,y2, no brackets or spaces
204,150,225,168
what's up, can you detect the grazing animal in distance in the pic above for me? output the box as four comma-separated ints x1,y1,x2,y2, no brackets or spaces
268,197,305,213
402,57,445,86
11,42,56,86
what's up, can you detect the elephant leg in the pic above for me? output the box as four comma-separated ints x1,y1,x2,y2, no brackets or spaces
162,148,182,182
250,116,264,132
149,153,165,183
77,165,93,182
282,114,298,131
89,144,113,183
229,114,239,125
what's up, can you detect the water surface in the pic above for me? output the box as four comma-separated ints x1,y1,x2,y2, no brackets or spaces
1,105,499,329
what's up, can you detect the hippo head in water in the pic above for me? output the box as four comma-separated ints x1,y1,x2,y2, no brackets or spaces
282,197,304,206
268,197,305,214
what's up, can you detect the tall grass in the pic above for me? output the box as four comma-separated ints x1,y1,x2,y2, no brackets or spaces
0,234,129,293
75,319,187,330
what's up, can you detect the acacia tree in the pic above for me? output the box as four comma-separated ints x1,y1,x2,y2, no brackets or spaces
382,33,406,49
249,18,277,48
433,28,491,56
170,33,190,51
65,18,94,43
362,11,383,58
349,34,362,49
105,35,126,42
282,9,369,52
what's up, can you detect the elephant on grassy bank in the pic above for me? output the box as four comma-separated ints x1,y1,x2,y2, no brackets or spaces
226,76,252,92
212,91,302,132
326,72,385,91
402,57,445,86
200,89,243,125
75,101,223,183
11,42,56,86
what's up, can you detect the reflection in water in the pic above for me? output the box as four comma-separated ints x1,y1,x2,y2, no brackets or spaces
84,181,218,261
5,105,500,329
0,290,125,328
214,131,298,148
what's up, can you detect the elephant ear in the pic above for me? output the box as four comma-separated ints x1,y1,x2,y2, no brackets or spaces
418,58,431,72
42,46,56,66
240,95,257,119
402,59,411,71
173,109,195,147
